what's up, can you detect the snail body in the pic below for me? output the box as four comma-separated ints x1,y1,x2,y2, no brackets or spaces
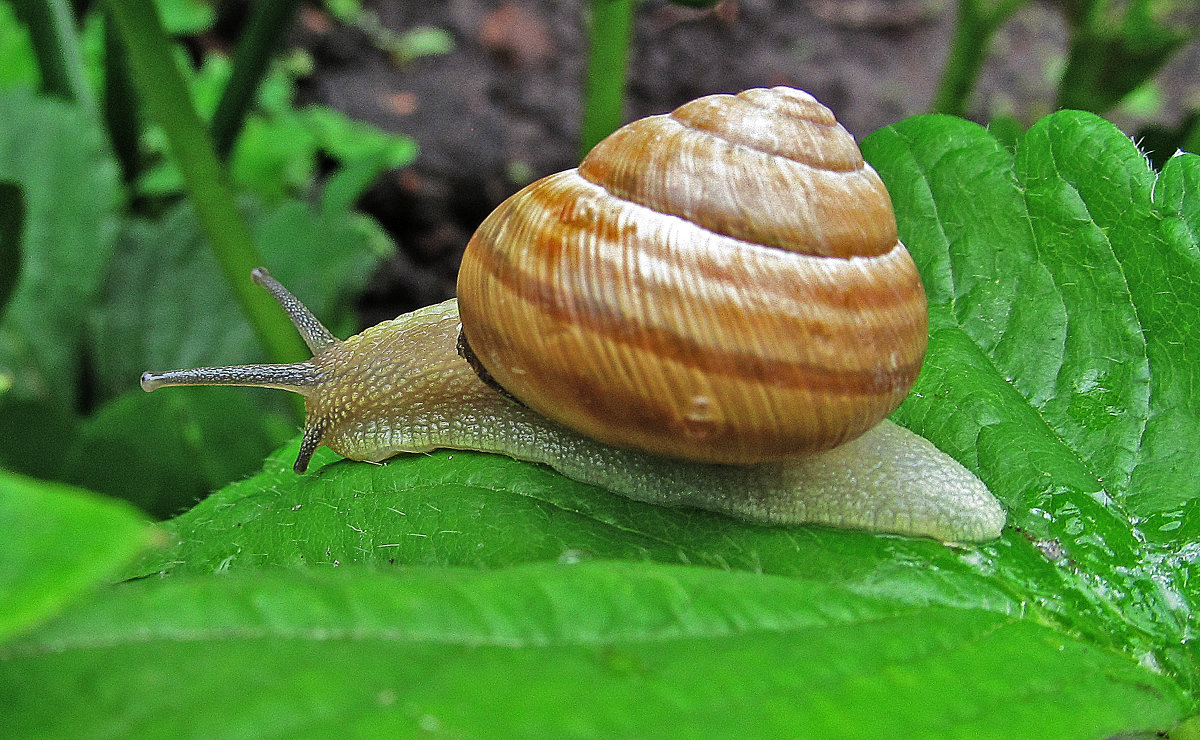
141,88,1004,541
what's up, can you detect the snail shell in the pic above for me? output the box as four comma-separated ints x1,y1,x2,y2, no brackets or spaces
139,87,1004,541
458,87,927,464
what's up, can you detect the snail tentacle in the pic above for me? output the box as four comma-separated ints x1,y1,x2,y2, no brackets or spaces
140,362,322,393
295,418,328,474
251,267,338,353
139,270,334,395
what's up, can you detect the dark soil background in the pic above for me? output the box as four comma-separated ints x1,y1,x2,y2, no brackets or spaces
287,0,1200,325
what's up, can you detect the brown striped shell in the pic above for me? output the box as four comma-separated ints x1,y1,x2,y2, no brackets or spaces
456,87,927,465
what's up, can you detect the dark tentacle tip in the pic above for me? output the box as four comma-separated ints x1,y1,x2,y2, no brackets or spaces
293,419,325,475
293,439,315,473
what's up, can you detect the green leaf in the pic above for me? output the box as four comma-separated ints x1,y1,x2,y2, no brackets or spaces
58,387,295,519
110,108,1200,731
0,469,157,644
0,86,121,407
1058,0,1199,113
392,26,455,61
0,2,208,95
136,53,417,204
0,564,1186,738
131,443,1027,614
322,0,361,23
0,4,39,88
328,9,452,67
863,109,1199,682
0,399,79,481
986,113,1024,153
305,106,419,212
228,113,318,202
152,0,215,35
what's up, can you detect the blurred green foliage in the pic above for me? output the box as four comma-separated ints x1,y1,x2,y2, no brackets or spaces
933,0,1199,161
325,1,455,68
0,0,411,516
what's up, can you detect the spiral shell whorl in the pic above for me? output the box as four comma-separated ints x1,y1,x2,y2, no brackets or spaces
579,87,898,258
457,87,927,464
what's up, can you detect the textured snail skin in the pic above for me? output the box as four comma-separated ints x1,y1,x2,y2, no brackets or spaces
139,87,1006,541
143,295,1004,542
457,87,927,465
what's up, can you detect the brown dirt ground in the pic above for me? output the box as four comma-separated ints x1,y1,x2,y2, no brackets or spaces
287,0,1200,323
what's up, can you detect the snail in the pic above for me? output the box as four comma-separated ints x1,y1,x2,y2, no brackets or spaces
141,87,1005,542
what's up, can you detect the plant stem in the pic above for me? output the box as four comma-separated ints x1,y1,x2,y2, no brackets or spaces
581,0,634,157
103,12,141,185
210,0,302,160
1056,0,1196,113
1184,117,1200,158
104,0,307,365
13,0,96,114
931,0,1029,117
